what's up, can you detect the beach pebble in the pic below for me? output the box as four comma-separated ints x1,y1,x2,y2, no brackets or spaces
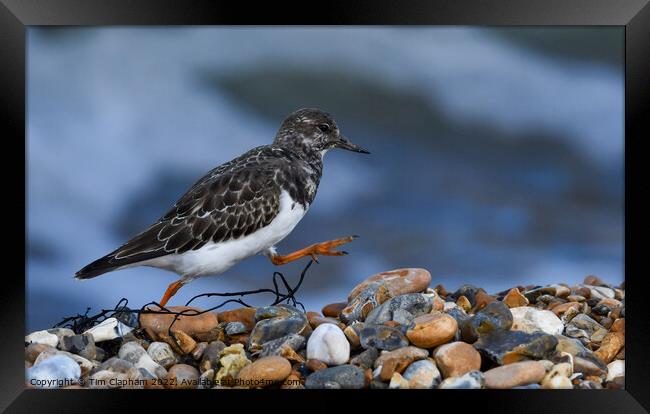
402,359,441,389
606,360,624,382
216,307,257,331
406,312,457,348
484,361,546,389
438,370,484,389
60,333,99,361
347,268,431,300
147,342,178,368
359,324,409,351
25,330,59,348
502,288,529,308
541,362,573,389
364,293,433,325
249,305,310,351
510,307,564,335
26,354,81,388
304,364,366,389
139,305,219,341
118,341,167,378
83,317,134,342
374,346,429,381
322,302,347,318
215,343,251,383
306,324,350,366
236,356,292,387
165,364,199,389
434,342,482,378
473,330,558,365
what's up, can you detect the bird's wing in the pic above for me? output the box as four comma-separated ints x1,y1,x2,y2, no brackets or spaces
75,147,283,279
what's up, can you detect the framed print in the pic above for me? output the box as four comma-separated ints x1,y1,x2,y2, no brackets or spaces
2,0,649,412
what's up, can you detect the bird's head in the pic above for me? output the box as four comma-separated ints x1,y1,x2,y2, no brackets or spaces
273,108,370,158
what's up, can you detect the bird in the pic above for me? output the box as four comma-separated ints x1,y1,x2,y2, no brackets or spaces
75,108,370,307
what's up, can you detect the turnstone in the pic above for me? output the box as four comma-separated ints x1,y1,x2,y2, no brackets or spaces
75,108,370,306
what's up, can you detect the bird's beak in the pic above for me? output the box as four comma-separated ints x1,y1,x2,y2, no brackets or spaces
336,135,370,154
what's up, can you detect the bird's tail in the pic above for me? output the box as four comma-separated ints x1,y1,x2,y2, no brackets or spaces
74,254,122,280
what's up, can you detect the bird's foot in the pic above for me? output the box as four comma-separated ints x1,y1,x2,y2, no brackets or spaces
269,235,358,265
158,279,186,307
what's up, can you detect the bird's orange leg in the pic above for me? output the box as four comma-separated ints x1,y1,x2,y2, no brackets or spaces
268,235,358,265
159,279,186,307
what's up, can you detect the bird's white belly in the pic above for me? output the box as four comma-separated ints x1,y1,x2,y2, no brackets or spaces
144,190,306,278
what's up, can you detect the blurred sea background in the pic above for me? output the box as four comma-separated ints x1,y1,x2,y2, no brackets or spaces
26,27,623,332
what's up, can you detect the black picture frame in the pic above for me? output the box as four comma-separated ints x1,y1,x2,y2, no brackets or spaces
3,0,648,412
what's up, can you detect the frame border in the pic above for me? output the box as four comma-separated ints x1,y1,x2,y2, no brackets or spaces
3,0,648,411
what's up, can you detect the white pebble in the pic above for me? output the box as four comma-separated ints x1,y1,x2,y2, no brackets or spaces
25,330,59,348
606,360,624,382
510,307,564,335
306,324,350,366
84,317,134,342
26,354,81,388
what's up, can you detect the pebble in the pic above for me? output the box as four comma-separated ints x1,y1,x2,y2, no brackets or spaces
405,312,457,348
461,301,513,342
322,302,347,318
225,321,248,336
344,323,363,349
438,370,484,389
306,324,350,366
374,346,429,381
306,358,328,372
46,328,76,348
510,307,564,335
199,340,226,372
83,317,134,342
307,313,345,330
236,356,292,387
147,342,178,368
434,342,482,378
401,359,441,389
118,341,167,378
484,361,546,389
165,364,199,389
60,333,99,361
198,369,215,389
259,333,306,358
100,356,135,373
503,288,529,308
364,293,433,325
25,330,59,348
541,362,573,389
594,329,624,363
249,305,310,351
139,305,220,341
304,364,366,389
551,302,581,316
606,360,624,382
565,314,604,340
350,347,379,370
473,330,558,365
448,284,483,308
216,307,257,331
359,324,409,351
26,354,81,388
340,284,391,324
347,268,432,300
456,296,472,312
25,343,56,363
34,350,95,377
215,343,251,383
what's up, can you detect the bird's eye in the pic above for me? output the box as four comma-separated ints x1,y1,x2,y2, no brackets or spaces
318,124,330,133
